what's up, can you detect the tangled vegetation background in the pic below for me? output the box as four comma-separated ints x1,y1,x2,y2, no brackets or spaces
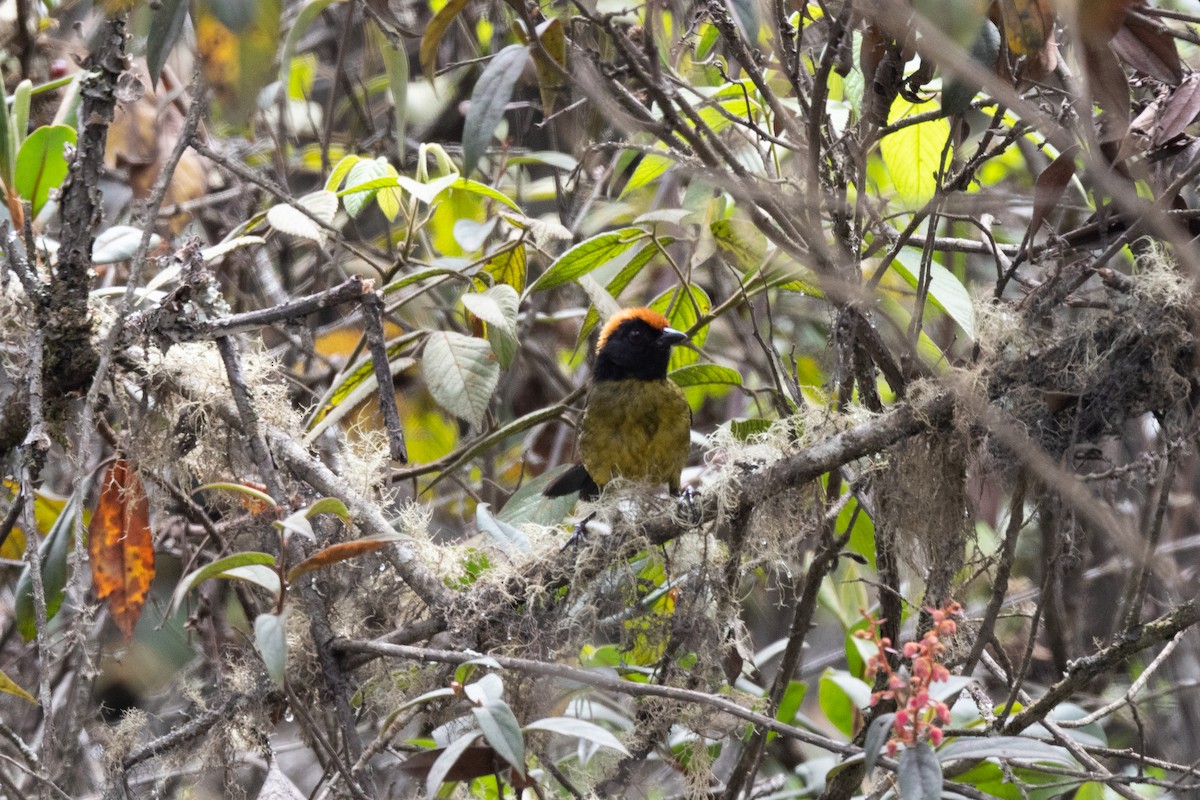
1,0,1200,797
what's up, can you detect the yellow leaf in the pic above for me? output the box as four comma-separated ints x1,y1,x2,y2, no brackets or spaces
880,96,950,208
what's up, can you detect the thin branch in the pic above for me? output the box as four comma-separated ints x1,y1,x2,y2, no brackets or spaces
361,290,407,462
1003,602,1200,735
216,336,286,503
1058,632,1186,729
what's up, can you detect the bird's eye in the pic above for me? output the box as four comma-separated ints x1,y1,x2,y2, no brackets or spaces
629,329,643,340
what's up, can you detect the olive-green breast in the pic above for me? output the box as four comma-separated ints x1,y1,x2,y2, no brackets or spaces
579,378,691,491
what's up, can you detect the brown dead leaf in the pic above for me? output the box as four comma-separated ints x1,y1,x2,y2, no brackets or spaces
1071,0,1137,45
88,458,155,639
1152,74,1200,147
398,746,505,783
1029,146,1079,242
1111,12,1183,86
1082,40,1132,144
105,61,209,232
1130,74,1200,151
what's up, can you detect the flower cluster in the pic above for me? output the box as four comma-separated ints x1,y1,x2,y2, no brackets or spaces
855,602,962,756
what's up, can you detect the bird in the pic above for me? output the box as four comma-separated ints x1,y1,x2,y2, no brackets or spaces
544,307,692,500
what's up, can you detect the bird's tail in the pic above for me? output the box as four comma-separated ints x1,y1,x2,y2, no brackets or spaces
542,464,600,500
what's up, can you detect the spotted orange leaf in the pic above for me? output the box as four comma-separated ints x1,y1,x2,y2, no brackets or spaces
88,459,155,639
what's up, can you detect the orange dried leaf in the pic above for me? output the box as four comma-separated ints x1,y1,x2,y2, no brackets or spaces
286,534,401,583
88,459,155,639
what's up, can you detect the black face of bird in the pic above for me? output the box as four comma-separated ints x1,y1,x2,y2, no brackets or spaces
593,318,688,382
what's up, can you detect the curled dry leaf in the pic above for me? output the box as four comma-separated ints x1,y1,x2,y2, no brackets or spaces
104,60,209,233
88,458,155,639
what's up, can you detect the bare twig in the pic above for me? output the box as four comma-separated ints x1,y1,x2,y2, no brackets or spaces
1003,602,1200,735
216,336,286,503
361,290,407,462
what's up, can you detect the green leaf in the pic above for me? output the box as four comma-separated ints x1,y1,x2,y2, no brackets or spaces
394,686,457,715
276,507,317,542
495,469,579,527
15,488,81,640
422,331,500,429
343,157,390,218
418,0,472,81
575,239,674,347
729,418,772,440
483,242,527,292
371,19,409,161
669,364,743,388
201,235,267,263
531,17,567,115
880,96,950,208
508,150,578,171
10,80,30,153
649,284,711,371
462,44,529,177
448,177,521,211
898,742,943,800
254,610,289,687
304,349,417,443
304,497,350,521
147,0,191,89
818,669,872,738
324,153,360,192
524,717,630,757
463,284,520,369
620,151,674,198
395,172,459,205
845,617,878,677
195,481,277,506
15,125,76,217
0,79,13,189
766,679,808,743
171,552,281,613
463,672,506,704
472,699,526,776
711,218,767,272
528,227,647,294
890,251,975,340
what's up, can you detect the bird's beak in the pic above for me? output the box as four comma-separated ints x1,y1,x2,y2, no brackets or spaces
660,327,688,346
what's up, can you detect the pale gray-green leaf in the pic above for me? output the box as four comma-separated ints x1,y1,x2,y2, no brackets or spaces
267,189,338,244
463,45,530,176
254,611,289,687
421,331,499,429
524,717,629,756
898,742,943,800
473,699,526,775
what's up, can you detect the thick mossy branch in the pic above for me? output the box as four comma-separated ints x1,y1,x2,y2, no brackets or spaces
46,15,126,392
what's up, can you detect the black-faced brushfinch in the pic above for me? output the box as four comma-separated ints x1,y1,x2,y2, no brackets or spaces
544,307,691,500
